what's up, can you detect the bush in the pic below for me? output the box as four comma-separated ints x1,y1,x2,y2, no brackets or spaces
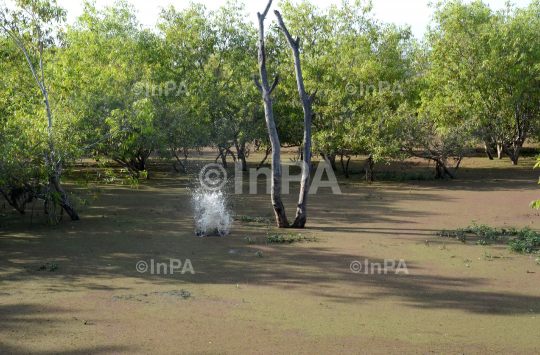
438,221,540,254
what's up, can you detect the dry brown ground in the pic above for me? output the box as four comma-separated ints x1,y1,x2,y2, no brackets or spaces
1,151,540,354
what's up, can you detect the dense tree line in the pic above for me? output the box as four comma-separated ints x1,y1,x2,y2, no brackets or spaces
1,0,539,224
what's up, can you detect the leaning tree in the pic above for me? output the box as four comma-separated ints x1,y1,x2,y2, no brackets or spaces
0,0,79,222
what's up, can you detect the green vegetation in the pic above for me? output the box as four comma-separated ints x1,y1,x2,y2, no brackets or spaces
266,232,303,244
2,0,540,225
235,214,271,225
244,232,317,245
37,262,58,271
437,221,540,254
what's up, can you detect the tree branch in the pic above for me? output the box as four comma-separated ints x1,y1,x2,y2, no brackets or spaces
253,74,263,93
270,75,279,94
260,0,273,19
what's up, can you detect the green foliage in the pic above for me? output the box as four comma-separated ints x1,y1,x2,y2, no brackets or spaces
37,261,58,271
0,0,85,222
235,213,272,225
266,232,303,244
438,221,540,254
276,0,417,164
57,1,162,179
424,0,540,165
507,228,540,254
239,214,253,222
398,106,474,179
3,0,540,223
157,1,264,168
243,232,317,244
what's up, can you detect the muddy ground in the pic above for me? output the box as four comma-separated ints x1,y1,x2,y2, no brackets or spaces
1,151,539,354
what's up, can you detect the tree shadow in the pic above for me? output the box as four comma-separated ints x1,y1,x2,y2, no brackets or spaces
0,303,132,354
0,167,539,323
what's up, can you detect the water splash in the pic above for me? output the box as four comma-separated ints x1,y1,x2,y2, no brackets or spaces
191,188,233,237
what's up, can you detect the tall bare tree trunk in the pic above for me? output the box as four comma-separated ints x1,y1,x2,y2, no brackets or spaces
254,0,289,228
274,10,317,228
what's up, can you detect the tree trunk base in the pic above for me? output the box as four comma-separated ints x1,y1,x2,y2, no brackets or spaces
484,142,494,160
273,202,290,228
59,201,80,220
290,215,306,228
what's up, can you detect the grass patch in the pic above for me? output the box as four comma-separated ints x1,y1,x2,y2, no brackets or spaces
437,221,540,255
266,232,303,244
234,214,272,225
36,262,58,271
244,233,318,245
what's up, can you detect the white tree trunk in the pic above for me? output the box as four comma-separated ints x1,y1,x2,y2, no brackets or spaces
254,0,289,228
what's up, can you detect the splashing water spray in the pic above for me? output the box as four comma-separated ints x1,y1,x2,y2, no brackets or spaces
191,163,233,236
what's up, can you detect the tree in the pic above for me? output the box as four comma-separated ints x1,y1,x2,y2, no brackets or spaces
425,0,540,165
344,99,408,181
399,105,472,179
276,0,415,180
272,9,317,228
254,0,289,228
158,1,264,172
58,0,163,181
0,0,79,222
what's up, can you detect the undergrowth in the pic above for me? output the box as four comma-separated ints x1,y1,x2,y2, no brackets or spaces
245,232,318,245
233,214,272,225
437,221,540,257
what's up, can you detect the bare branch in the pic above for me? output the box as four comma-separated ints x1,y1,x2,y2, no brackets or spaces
270,75,279,94
253,74,263,94
259,0,273,20
274,10,295,49
308,88,318,103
